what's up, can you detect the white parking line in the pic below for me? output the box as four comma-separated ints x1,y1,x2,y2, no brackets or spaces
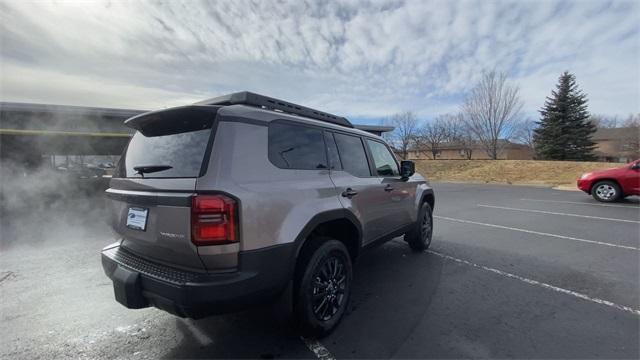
427,250,640,316
302,337,335,360
478,204,640,224
521,198,640,209
434,216,639,251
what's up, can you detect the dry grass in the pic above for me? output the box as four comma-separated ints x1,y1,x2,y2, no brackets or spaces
415,160,626,187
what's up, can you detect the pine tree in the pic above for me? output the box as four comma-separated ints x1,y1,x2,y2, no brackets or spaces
534,71,597,160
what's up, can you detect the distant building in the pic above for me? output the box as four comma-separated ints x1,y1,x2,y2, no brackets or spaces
0,102,396,168
0,102,141,168
401,140,533,160
592,127,640,162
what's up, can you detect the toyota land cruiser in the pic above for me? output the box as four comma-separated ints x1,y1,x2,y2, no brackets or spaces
101,92,434,336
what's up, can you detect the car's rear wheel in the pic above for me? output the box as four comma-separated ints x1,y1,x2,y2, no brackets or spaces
591,180,622,202
294,238,352,337
405,202,433,252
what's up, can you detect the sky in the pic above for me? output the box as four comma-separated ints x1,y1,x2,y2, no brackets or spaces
1,0,638,125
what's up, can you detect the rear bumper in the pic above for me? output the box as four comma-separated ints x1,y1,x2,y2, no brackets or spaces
577,179,592,193
101,243,295,318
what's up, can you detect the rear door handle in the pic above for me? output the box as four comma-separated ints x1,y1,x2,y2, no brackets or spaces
341,188,358,198
384,184,394,192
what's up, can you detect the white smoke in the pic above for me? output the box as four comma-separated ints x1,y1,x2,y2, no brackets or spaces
0,158,114,250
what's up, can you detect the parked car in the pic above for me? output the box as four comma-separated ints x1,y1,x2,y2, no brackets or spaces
101,92,434,336
577,159,640,202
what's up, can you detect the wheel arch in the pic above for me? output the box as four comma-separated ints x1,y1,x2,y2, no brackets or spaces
418,187,435,210
590,178,623,195
290,210,362,276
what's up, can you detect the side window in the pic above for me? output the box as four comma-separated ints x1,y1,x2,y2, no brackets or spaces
366,139,399,177
268,122,328,170
333,133,371,177
324,132,342,170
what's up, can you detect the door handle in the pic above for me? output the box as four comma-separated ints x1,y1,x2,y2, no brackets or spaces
384,184,394,192
341,188,358,198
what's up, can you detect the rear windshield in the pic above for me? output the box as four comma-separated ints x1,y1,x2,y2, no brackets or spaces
115,110,215,178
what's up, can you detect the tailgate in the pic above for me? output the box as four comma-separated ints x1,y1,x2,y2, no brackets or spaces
107,105,220,271
106,179,204,271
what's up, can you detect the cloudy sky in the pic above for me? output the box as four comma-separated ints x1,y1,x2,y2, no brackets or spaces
1,0,638,124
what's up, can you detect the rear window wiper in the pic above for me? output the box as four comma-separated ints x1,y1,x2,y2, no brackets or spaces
133,165,173,177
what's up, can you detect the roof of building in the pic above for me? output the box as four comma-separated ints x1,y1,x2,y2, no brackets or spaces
1,101,394,135
592,127,638,141
0,102,145,118
407,140,531,152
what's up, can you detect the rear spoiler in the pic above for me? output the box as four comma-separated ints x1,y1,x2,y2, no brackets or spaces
124,106,220,136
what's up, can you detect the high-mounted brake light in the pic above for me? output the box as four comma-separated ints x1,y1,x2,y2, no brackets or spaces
191,194,238,246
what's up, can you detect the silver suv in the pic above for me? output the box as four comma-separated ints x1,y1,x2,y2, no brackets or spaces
101,92,434,336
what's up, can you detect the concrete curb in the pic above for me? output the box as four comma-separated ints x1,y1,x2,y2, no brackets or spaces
431,180,582,192
552,185,580,192
430,180,554,189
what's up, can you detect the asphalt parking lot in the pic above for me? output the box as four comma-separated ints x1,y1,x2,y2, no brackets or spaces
1,182,639,359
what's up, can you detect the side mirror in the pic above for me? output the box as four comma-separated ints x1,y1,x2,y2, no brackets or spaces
631,162,640,170
400,160,415,179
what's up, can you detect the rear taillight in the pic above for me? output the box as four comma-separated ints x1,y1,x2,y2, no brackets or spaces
191,194,238,246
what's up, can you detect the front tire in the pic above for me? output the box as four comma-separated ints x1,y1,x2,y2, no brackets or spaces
405,202,433,252
294,238,352,338
592,181,622,202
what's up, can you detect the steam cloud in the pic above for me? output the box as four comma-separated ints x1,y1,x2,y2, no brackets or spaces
0,159,114,250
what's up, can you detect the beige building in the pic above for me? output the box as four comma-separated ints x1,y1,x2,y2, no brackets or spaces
401,141,533,160
592,127,639,163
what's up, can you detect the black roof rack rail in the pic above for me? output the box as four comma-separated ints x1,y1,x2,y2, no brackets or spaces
195,91,353,128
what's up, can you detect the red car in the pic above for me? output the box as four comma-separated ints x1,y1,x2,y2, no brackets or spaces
577,159,640,202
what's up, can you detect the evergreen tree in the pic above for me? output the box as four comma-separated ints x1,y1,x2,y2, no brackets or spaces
534,71,597,160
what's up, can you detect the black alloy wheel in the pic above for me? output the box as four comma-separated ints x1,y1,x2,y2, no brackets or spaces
295,238,352,337
310,255,348,321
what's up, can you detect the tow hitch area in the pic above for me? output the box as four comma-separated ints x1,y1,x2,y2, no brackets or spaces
112,266,148,309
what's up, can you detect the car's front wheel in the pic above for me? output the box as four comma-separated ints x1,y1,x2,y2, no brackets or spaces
592,180,622,202
294,238,352,337
405,202,433,252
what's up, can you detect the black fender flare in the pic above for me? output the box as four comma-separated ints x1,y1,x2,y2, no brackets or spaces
418,188,435,210
289,209,363,275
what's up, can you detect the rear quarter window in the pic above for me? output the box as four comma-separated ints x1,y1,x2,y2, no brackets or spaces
268,122,328,170
333,133,371,177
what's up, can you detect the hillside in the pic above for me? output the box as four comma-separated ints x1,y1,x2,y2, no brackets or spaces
415,160,627,188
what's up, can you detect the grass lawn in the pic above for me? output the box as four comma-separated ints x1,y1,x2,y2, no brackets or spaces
414,160,626,188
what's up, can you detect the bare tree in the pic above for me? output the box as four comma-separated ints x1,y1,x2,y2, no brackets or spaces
587,114,639,160
514,118,537,150
620,114,640,159
621,113,640,128
416,116,449,159
589,114,618,128
446,113,476,159
440,113,464,142
389,111,419,160
458,134,475,159
418,113,479,160
461,70,524,159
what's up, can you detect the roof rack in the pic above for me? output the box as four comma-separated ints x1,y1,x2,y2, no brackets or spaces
195,91,353,128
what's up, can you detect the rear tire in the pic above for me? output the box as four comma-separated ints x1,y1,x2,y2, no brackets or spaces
294,238,352,338
591,181,622,202
405,202,433,252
